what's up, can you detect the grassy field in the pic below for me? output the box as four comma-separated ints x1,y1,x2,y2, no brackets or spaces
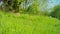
0,11,60,34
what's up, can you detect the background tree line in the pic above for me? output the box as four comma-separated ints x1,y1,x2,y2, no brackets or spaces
0,0,60,19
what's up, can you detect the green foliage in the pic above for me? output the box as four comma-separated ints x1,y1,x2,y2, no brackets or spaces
25,2,41,15
18,0,48,15
1,0,19,12
0,11,60,34
1,0,49,15
43,11,51,16
50,5,60,19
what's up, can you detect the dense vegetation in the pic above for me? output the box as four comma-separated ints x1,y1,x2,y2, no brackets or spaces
50,5,60,19
0,0,60,34
0,11,60,34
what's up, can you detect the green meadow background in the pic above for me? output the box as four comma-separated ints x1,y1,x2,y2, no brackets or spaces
0,11,60,34
0,0,60,34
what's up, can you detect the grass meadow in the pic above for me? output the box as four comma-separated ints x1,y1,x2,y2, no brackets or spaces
0,11,60,34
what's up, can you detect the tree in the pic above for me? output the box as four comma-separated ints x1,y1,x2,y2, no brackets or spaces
1,0,49,14
23,0,49,15
2,0,19,12
50,5,60,19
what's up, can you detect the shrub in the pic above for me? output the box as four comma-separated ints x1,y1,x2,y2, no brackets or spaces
50,5,60,19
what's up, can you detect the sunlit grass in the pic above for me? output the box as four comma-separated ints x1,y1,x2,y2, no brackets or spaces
0,11,60,34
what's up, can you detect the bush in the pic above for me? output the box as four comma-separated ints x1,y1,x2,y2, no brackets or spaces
50,5,60,19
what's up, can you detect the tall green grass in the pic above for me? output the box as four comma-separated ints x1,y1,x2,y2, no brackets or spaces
0,11,60,34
